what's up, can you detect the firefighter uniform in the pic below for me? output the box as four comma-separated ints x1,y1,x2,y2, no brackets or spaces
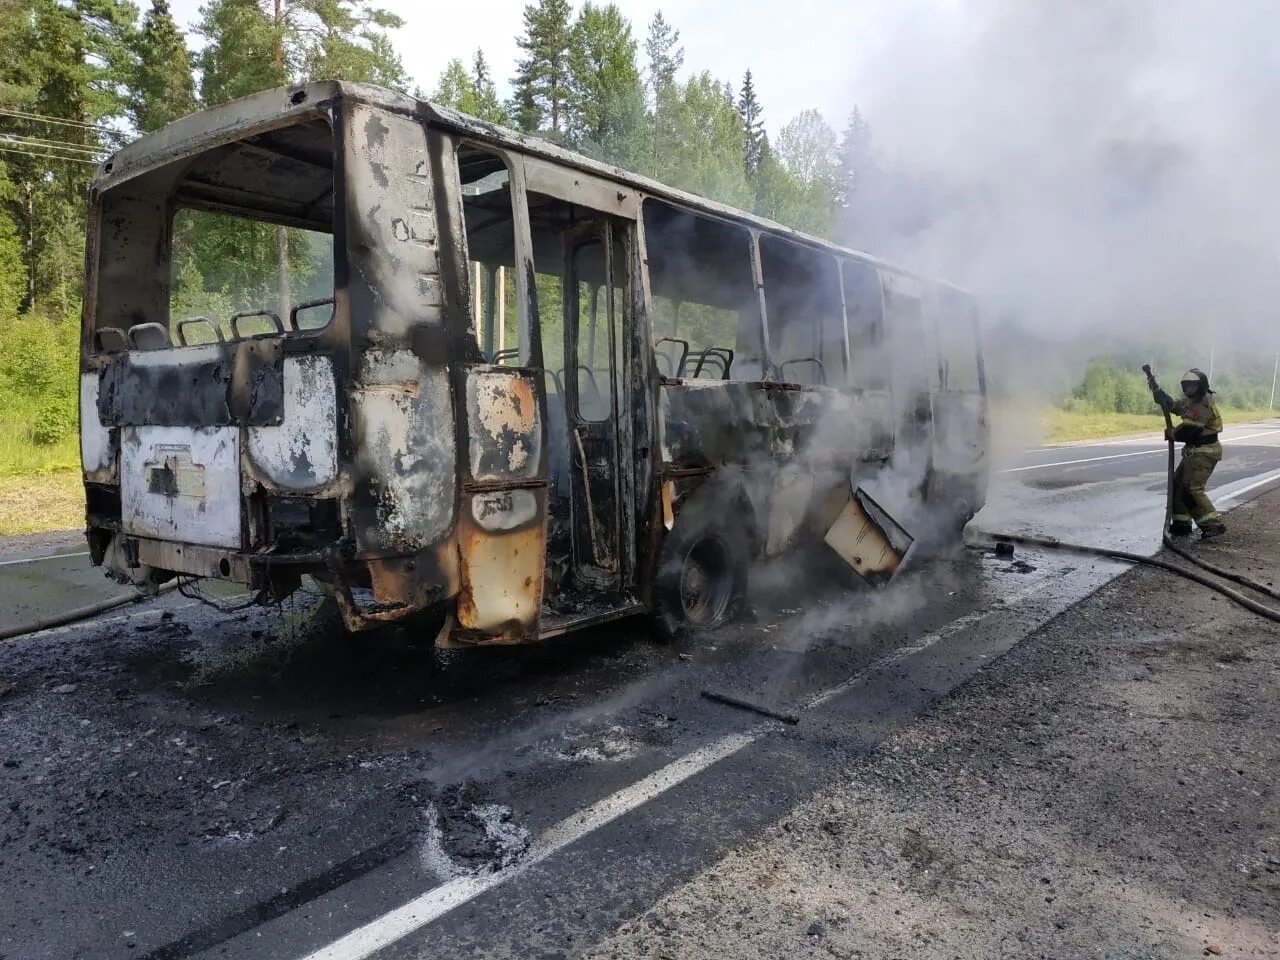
1155,369,1225,538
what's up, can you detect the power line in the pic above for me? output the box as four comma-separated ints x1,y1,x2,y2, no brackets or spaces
0,106,123,135
0,143,100,166
0,133,104,157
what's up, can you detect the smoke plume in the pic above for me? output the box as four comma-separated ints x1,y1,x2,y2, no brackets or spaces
845,0,1280,349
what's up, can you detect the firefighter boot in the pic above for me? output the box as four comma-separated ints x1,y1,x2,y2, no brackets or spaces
1169,519,1193,536
1199,521,1227,540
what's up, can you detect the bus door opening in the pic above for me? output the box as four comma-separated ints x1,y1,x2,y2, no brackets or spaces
564,223,626,590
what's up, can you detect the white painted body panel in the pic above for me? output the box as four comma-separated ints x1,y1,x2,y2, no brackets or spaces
79,372,115,476
247,356,339,489
121,425,242,548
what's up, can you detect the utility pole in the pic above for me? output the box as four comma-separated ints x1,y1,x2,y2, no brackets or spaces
1270,352,1278,413
273,0,290,325
1208,347,1214,383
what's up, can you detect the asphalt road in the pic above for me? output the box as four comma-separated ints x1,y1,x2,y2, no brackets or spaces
1,420,1278,960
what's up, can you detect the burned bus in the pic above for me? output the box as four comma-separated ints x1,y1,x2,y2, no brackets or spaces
79,81,987,644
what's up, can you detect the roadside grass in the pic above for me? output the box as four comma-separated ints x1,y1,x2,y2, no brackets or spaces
0,419,82,535
1040,406,1275,443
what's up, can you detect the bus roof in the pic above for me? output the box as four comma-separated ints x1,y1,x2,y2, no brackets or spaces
95,80,966,297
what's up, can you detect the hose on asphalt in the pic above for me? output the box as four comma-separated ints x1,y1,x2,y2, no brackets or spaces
0,579,181,643
984,531,1280,624
983,368,1280,625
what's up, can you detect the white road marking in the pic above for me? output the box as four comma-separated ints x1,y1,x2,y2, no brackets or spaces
0,550,90,567
1215,467,1280,508
807,568,1064,709
298,731,759,960
999,449,1164,473
296,566,1072,960
1001,429,1280,473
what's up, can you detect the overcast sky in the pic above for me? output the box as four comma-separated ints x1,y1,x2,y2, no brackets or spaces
165,0,949,138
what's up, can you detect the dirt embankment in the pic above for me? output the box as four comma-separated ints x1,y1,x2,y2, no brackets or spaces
590,491,1280,960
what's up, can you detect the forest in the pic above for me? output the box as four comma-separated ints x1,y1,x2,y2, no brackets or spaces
0,0,1273,498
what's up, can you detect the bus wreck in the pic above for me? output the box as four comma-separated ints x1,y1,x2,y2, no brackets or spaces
79,81,988,645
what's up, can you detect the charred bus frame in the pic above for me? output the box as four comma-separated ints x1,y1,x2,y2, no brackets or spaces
79,81,988,644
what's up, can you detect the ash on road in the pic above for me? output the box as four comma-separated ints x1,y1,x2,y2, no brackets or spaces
590,490,1280,960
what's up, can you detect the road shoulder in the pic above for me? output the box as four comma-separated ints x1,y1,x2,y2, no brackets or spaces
588,489,1280,960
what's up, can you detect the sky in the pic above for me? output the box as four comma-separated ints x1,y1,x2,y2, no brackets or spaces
165,0,939,138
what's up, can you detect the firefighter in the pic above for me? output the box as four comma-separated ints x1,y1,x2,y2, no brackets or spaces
1153,368,1225,539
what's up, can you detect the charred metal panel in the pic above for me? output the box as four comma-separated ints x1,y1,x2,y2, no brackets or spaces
120,425,242,548
79,372,117,482
522,155,640,220
764,463,816,555
93,194,169,336
342,104,443,340
658,381,891,470
466,368,543,481
351,348,455,552
246,355,339,489
456,487,547,639
658,381,774,467
135,538,252,582
97,341,285,427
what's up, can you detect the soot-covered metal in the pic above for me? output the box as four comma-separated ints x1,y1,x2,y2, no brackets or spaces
79,81,989,647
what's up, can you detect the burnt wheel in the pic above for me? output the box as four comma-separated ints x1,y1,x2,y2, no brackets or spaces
652,514,749,641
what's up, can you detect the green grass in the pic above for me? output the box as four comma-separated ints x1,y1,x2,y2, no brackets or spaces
0,419,82,535
0,419,78,476
1038,406,1275,443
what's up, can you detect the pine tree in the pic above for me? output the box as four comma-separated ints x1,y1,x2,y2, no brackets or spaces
197,0,406,105
196,0,283,105
643,9,681,103
512,0,573,136
130,0,197,132
471,50,507,123
737,69,766,177
836,107,872,210
643,10,682,174
0,0,133,313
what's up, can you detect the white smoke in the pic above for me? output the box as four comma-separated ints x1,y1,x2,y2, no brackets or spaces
845,0,1280,346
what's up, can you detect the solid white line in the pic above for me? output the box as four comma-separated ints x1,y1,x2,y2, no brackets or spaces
298,731,759,960
297,566,1077,960
1216,466,1280,508
1002,429,1280,474
999,449,1163,473
807,568,1063,708
1221,428,1280,444
0,550,90,567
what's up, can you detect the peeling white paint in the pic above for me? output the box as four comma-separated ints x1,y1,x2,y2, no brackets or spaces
247,356,338,489
354,350,455,545
471,489,537,532
121,425,243,548
467,369,541,481
127,343,222,366
79,372,114,475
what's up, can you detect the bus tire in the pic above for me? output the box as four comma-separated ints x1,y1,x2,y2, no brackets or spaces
651,513,750,642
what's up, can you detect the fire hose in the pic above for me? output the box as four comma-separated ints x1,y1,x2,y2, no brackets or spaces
984,365,1280,624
